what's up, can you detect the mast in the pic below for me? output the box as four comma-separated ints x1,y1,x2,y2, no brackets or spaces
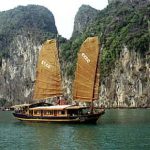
91,50,100,113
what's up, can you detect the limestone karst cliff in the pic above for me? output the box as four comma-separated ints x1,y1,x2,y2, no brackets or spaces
0,1,149,108
0,5,58,105
100,48,150,108
72,5,98,37
60,1,150,108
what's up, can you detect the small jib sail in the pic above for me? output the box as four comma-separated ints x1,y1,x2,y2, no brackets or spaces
73,36,100,102
33,40,63,100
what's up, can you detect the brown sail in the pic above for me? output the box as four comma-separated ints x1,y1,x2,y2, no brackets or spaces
33,40,63,100
73,36,100,102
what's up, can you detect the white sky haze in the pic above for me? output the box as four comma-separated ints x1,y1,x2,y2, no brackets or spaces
0,0,108,39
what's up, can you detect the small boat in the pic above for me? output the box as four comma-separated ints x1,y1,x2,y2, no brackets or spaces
13,37,105,123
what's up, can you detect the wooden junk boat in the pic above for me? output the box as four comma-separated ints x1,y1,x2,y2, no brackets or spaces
13,37,105,123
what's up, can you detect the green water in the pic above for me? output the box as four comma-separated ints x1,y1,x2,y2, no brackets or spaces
0,109,150,150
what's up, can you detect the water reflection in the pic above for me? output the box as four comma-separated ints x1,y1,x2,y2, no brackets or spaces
101,109,150,125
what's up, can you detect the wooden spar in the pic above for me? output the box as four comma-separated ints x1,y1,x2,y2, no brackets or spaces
90,38,100,114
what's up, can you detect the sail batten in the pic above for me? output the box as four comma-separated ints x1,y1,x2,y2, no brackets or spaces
36,80,62,84
35,87,62,91
33,40,63,100
76,73,93,84
73,37,100,102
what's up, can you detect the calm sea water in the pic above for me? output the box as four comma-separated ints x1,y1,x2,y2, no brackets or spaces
0,109,150,150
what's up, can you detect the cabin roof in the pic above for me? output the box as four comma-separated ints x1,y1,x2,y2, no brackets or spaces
66,105,88,110
30,105,71,110
29,105,88,110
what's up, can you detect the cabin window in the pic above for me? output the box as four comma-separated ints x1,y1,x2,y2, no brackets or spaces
34,110,41,115
44,110,53,115
58,111,61,115
68,110,79,116
29,110,33,115
61,110,65,115
56,110,65,115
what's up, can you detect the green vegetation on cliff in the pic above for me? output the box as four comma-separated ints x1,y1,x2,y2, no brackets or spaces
1,2,149,79
0,5,58,60
60,1,149,78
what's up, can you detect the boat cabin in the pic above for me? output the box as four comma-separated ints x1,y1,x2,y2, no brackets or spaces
24,105,90,117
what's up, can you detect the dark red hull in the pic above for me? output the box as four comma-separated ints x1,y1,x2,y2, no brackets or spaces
13,110,105,124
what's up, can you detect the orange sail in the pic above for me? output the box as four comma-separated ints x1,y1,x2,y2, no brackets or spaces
33,40,63,100
73,37,100,102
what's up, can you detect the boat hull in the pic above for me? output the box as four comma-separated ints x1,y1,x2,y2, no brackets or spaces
13,110,105,124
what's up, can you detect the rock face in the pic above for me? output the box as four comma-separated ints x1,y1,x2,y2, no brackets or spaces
100,47,150,108
0,34,39,103
0,5,57,34
0,5,58,104
72,5,98,37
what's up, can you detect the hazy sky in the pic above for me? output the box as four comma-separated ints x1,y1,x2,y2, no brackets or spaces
0,0,108,39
